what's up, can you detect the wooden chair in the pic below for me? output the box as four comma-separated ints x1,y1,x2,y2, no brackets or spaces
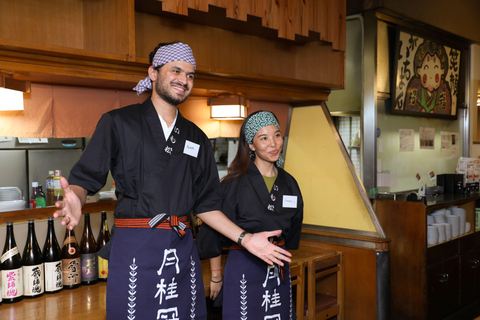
305,251,344,320
290,261,305,319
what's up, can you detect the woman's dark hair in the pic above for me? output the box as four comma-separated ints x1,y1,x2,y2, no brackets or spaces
149,41,181,70
221,110,280,185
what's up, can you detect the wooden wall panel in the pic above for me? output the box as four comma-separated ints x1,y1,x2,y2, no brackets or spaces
135,12,344,88
187,0,209,12
0,0,132,56
0,0,84,49
82,0,132,56
159,0,346,49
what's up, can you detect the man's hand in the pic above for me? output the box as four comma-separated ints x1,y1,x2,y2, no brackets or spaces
53,178,84,230
241,230,292,266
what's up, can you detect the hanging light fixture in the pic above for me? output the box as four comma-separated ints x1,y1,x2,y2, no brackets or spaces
209,95,248,120
0,74,30,111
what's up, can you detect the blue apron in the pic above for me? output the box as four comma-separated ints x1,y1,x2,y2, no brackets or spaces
223,248,294,320
107,219,206,320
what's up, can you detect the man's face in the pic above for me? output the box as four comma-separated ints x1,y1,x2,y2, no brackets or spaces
153,61,195,106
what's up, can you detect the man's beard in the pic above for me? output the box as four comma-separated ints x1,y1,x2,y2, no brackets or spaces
155,80,190,106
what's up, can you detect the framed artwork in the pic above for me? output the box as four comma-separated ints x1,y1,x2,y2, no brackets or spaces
392,29,462,119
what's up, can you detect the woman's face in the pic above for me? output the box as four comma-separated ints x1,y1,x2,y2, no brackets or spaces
417,54,444,92
249,125,283,165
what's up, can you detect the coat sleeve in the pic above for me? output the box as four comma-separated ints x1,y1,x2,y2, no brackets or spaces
69,113,119,195
195,181,236,259
195,222,223,259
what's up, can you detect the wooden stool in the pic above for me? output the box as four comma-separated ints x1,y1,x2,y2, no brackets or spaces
304,251,344,320
290,261,305,318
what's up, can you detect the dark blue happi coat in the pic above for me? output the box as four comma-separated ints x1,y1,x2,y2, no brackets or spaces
69,97,223,319
196,161,304,320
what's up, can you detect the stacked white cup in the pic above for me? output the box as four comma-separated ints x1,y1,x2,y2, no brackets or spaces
427,226,438,245
446,214,460,238
451,207,466,235
432,223,446,243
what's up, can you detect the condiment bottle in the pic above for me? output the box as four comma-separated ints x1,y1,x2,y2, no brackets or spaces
46,170,55,206
35,186,46,208
53,170,63,202
29,182,39,209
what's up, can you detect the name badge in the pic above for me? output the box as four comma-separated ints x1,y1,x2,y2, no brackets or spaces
283,195,297,208
184,140,200,158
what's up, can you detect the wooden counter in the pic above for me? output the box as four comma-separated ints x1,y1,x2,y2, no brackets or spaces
0,241,340,320
0,282,107,320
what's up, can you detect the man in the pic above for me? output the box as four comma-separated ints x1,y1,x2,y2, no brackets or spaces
53,42,291,319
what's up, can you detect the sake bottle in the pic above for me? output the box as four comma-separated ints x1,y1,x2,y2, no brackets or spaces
61,228,81,289
96,211,110,281
42,217,63,293
22,219,44,298
1,222,23,303
80,213,98,285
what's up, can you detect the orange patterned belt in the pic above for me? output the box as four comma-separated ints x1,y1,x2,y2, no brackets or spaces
116,216,190,238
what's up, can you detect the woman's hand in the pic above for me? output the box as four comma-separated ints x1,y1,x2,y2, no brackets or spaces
209,277,223,300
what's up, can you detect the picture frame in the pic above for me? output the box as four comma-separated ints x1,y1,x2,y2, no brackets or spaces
392,28,462,120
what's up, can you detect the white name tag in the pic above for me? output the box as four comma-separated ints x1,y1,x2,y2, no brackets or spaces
283,195,297,208
184,140,200,158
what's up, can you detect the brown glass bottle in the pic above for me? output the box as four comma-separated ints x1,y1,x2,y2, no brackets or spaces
61,228,81,289
80,213,98,285
42,217,63,293
22,219,44,298
96,211,110,281
1,222,23,303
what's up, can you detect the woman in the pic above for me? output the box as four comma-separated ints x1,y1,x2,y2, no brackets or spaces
196,110,304,320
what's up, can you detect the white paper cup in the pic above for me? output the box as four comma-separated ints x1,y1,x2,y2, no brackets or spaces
427,226,438,245
441,223,452,240
434,215,446,224
446,215,460,238
466,222,472,233
452,208,466,234
432,223,446,242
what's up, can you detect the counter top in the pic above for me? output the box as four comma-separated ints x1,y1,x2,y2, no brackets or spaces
376,192,480,209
